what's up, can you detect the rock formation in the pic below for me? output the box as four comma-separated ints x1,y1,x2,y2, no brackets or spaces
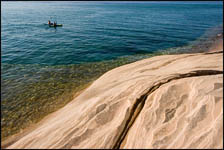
4,50,223,149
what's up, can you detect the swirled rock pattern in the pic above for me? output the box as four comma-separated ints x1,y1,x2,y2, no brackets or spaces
121,75,223,149
4,51,223,149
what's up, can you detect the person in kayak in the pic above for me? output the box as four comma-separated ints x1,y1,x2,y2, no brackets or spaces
53,21,57,27
48,20,52,25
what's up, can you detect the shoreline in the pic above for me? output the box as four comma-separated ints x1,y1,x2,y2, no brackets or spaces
1,81,93,148
3,46,223,149
208,33,223,52
1,30,223,147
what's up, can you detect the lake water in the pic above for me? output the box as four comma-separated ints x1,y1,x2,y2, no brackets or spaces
1,1,223,139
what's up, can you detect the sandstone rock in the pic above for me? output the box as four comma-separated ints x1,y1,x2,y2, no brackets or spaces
121,75,223,149
5,51,223,149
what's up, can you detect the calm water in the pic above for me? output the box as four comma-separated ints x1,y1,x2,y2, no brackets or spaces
1,1,223,139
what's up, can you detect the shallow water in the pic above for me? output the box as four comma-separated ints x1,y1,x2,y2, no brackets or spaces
1,1,223,139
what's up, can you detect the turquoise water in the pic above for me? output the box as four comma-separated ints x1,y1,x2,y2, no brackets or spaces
2,1,223,65
1,1,223,139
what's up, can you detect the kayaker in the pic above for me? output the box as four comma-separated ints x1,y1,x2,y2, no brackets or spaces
48,20,51,25
53,21,57,27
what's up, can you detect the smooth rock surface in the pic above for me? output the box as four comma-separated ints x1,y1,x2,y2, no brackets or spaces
5,51,223,149
122,75,223,149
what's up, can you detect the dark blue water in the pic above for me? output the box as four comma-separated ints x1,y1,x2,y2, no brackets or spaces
2,1,223,65
1,1,223,139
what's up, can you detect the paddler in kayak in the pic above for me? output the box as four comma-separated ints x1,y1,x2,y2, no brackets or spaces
53,21,57,27
48,20,53,25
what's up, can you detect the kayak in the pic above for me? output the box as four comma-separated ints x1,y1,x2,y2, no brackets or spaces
44,23,63,27
49,24,63,27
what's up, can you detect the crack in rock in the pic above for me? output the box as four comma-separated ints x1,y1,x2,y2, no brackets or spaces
112,70,223,149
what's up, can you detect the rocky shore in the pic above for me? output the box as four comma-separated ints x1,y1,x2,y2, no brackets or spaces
3,46,223,149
